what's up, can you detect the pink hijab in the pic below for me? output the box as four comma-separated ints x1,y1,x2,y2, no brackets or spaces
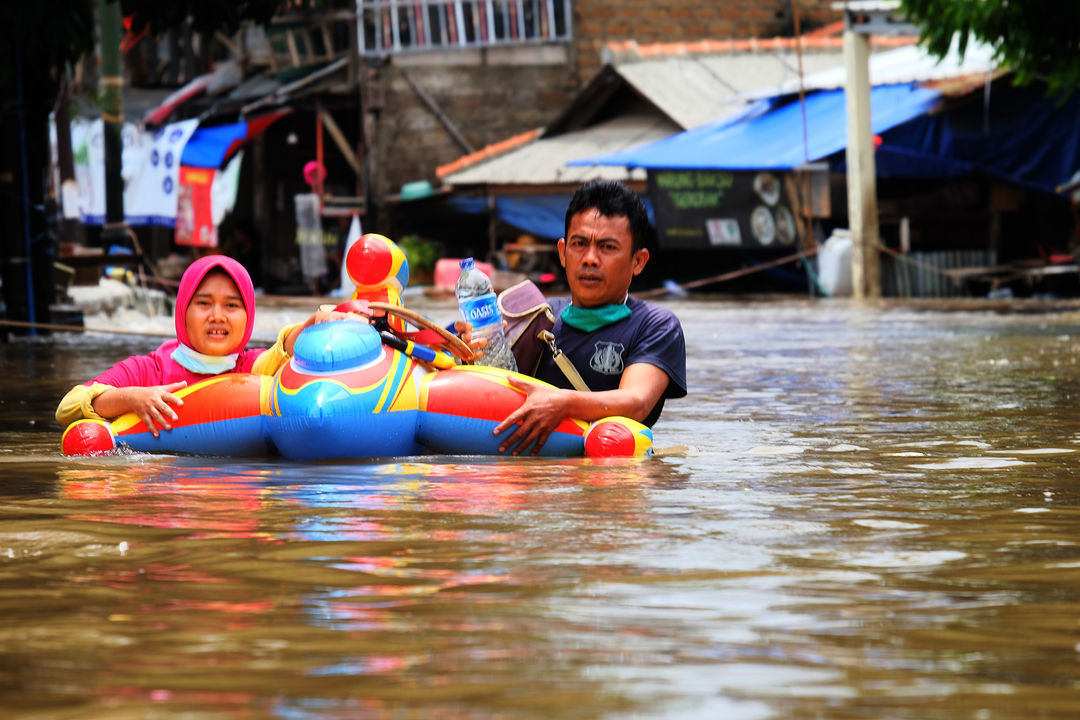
174,255,256,354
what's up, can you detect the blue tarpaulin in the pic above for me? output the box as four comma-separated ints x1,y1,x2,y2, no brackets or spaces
573,81,1080,195
873,83,1080,194
571,84,943,171
448,194,655,240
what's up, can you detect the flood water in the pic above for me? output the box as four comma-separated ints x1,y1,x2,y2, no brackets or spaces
4,295,1080,719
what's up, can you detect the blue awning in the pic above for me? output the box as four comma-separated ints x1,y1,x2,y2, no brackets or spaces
180,123,248,169
448,194,655,240
179,111,289,169
571,84,943,171
448,194,570,240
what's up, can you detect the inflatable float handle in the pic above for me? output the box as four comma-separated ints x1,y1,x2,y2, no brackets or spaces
379,330,456,369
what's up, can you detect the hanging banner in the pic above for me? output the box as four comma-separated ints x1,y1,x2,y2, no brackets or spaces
294,193,328,282
128,120,200,225
210,150,243,227
69,118,199,226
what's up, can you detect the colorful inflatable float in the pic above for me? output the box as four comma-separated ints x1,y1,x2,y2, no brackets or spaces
62,235,653,460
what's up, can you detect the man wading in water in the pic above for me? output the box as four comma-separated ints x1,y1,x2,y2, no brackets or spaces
493,179,687,455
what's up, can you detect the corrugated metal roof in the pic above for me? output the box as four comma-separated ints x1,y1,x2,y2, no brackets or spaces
442,114,676,186
571,84,943,170
754,39,999,97
615,51,848,130
442,50,851,186
439,30,944,187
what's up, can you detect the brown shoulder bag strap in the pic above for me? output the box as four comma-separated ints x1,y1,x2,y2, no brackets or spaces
538,329,591,392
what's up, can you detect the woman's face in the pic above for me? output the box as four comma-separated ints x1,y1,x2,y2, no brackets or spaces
184,271,248,355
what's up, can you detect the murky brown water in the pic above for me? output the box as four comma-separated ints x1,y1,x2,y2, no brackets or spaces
4,296,1080,719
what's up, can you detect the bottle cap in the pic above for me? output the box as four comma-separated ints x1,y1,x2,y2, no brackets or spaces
459,257,474,269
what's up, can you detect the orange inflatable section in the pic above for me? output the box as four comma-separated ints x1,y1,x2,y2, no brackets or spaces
420,366,587,438
111,374,268,438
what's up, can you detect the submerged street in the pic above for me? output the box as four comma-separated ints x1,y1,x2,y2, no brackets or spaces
3,295,1080,718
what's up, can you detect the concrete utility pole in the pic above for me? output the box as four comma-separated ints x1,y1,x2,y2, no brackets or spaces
842,23,880,298
837,1,917,299
98,0,129,246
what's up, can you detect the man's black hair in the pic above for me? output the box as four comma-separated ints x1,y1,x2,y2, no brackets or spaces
564,179,650,253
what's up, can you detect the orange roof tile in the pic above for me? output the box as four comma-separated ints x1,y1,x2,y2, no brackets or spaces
436,128,542,179
802,21,845,39
606,28,915,59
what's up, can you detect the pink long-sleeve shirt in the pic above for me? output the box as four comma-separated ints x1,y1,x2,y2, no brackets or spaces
89,340,266,388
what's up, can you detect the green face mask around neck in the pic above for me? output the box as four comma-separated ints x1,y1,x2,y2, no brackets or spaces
559,302,632,332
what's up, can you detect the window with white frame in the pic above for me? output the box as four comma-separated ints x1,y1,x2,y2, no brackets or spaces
356,0,572,55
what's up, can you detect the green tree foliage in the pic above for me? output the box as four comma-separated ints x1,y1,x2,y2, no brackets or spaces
899,0,1080,98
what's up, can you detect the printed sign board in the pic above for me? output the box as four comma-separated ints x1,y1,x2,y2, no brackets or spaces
647,169,800,250
175,166,217,247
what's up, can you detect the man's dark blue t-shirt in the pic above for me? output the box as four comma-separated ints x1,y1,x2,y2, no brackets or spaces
536,296,687,427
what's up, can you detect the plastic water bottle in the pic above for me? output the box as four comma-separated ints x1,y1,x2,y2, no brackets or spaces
455,258,518,372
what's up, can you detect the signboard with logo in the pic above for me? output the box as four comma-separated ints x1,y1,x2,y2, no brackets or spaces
647,169,801,250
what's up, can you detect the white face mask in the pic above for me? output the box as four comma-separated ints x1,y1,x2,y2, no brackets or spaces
171,343,239,375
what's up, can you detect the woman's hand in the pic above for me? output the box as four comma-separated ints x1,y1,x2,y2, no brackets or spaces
91,382,188,438
285,309,361,355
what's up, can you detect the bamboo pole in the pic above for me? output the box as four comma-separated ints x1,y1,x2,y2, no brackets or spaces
0,319,174,338
636,248,818,298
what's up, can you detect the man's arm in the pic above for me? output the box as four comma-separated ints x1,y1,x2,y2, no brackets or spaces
492,362,670,456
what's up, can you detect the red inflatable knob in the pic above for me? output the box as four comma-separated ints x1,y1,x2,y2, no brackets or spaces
61,419,116,456
346,234,409,292
584,417,653,458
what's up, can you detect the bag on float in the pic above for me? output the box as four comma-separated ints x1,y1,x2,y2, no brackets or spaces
497,280,555,376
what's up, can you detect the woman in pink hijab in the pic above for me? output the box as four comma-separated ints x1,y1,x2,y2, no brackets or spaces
57,255,312,436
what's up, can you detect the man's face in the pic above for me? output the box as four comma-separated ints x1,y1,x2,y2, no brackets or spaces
558,209,649,308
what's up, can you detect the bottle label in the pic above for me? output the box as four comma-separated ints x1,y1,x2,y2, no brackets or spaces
460,292,500,330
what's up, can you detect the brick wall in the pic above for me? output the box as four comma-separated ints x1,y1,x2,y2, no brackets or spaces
377,49,578,195
571,0,842,79
375,0,844,225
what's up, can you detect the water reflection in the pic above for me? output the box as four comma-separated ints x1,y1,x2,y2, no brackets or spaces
20,455,689,718
4,298,1080,718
